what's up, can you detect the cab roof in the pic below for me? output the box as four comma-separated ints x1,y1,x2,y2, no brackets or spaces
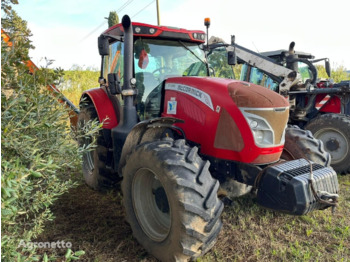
102,22,205,43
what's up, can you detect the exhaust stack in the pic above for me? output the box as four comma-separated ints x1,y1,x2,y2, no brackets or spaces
112,15,138,171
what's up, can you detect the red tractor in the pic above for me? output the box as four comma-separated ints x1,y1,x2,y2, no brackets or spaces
207,35,350,174
78,15,339,261
239,48,350,174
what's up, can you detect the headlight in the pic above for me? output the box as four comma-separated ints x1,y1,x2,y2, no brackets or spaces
241,108,287,147
253,130,264,143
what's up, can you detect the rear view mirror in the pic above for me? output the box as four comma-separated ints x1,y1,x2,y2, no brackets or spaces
325,59,331,78
98,35,109,56
228,51,237,65
228,35,237,65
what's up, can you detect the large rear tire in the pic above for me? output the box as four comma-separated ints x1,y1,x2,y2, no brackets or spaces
281,125,331,166
121,138,223,261
305,114,350,174
78,104,119,190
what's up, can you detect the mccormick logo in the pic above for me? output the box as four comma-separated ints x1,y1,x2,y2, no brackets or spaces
165,83,214,110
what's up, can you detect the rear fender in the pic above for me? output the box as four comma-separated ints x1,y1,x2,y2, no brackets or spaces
118,117,184,175
80,87,120,129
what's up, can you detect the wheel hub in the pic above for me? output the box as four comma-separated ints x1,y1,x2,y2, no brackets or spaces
325,138,340,152
153,187,170,213
315,128,348,164
132,168,171,242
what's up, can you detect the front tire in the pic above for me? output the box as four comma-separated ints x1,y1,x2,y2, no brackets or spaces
282,125,331,166
305,114,350,174
78,104,119,190
122,139,223,261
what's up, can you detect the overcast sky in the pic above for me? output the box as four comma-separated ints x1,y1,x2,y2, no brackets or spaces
12,0,350,71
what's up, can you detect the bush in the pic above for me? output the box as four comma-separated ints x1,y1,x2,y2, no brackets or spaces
1,6,99,261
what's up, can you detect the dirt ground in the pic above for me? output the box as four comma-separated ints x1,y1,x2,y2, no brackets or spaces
36,175,350,262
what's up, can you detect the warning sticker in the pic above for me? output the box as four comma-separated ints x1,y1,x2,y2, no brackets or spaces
167,100,177,114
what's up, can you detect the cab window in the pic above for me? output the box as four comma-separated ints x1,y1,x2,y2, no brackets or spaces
103,41,124,86
247,67,278,91
298,62,313,83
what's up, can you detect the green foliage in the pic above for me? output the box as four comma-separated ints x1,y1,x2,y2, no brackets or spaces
330,64,349,83
233,64,242,80
1,5,98,261
316,64,349,82
207,47,242,79
207,47,235,79
59,65,100,106
1,0,19,16
316,64,328,79
108,11,119,28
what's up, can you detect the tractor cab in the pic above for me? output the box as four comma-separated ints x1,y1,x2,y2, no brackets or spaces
239,49,331,93
99,22,208,120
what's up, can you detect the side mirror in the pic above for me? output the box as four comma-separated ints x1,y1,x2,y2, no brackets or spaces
325,59,331,78
98,35,109,56
228,35,237,65
108,73,121,95
228,51,237,65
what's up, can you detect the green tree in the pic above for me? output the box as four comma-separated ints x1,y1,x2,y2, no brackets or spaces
1,3,97,261
316,64,349,82
330,65,349,82
207,47,235,79
59,66,100,106
108,11,119,28
1,0,19,15
316,65,328,79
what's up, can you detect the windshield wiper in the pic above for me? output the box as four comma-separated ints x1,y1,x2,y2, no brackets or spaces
178,40,207,67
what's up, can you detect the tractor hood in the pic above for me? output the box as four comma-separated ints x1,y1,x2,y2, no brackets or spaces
164,76,289,109
163,76,290,164
227,81,289,108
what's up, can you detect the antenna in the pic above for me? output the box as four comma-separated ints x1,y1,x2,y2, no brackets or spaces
252,42,259,53
204,17,210,51
156,0,160,26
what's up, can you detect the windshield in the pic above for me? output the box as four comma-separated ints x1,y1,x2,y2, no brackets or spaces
240,65,278,92
133,38,208,120
207,46,235,79
134,38,207,81
297,62,314,83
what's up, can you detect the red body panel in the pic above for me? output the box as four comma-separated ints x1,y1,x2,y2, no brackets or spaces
316,94,341,113
82,88,118,129
313,82,341,113
162,77,286,163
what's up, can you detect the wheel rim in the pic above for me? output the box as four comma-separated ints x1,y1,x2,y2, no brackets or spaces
314,128,349,164
132,168,171,242
82,135,94,172
83,150,94,171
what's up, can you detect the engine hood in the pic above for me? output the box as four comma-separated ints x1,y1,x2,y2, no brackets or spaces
165,77,289,109
227,81,289,108
163,76,289,164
